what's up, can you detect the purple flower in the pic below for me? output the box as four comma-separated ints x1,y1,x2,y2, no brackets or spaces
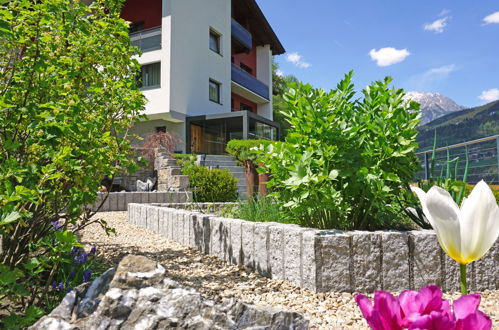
57,282,64,291
52,281,57,289
69,268,75,280
79,252,88,264
66,286,72,293
70,246,80,257
355,285,492,330
90,246,97,255
51,220,63,231
83,269,92,282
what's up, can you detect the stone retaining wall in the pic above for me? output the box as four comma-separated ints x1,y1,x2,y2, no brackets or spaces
128,203,498,293
92,192,192,212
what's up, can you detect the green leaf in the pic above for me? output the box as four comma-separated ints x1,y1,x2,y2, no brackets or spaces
1,211,21,225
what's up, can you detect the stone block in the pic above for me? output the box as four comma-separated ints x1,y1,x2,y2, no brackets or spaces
109,193,118,212
409,230,443,290
158,208,169,238
132,192,141,203
283,227,305,286
157,184,168,192
254,223,272,276
241,222,255,268
172,211,184,244
117,192,126,211
316,231,351,293
140,192,149,204
156,193,165,204
125,193,134,210
268,225,286,280
352,231,382,292
169,175,189,189
219,218,232,262
228,219,243,264
443,252,471,292
101,194,110,212
182,212,191,246
166,210,174,241
146,206,158,232
137,205,145,228
148,192,157,204
381,231,409,292
473,239,498,291
158,168,182,182
210,217,224,259
301,230,320,291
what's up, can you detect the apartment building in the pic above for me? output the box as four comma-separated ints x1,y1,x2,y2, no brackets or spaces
121,0,285,154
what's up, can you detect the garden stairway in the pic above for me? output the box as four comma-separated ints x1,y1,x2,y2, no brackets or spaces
196,155,247,199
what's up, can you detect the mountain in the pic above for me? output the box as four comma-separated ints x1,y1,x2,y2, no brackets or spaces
417,100,499,150
404,92,467,125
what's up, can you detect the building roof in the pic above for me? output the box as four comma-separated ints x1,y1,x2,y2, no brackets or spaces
232,0,285,55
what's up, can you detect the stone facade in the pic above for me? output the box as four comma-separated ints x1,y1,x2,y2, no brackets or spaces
128,203,499,293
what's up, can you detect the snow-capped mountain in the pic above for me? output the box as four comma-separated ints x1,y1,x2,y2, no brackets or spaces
404,92,467,125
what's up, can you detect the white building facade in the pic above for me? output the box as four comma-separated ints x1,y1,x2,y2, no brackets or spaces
122,0,285,154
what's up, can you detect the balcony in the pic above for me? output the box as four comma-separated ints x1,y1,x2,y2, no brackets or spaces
231,18,252,53
130,27,161,52
231,64,269,101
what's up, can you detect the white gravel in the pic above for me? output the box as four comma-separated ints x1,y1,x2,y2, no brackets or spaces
80,212,498,329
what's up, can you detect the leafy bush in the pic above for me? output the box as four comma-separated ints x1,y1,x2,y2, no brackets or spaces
226,139,274,164
259,72,421,230
0,0,143,324
173,153,197,169
183,165,238,202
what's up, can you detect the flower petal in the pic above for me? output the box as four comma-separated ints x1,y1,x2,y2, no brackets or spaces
460,180,499,263
373,291,402,329
456,310,492,330
409,311,455,330
355,294,374,319
425,186,463,263
453,294,480,321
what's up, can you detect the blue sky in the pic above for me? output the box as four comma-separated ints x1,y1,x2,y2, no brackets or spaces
258,1,499,108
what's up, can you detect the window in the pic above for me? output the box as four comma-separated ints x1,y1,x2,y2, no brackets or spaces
155,126,166,133
240,63,252,75
209,79,221,104
139,62,161,89
240,103,253,112
129,22,144,33
209,29,221,54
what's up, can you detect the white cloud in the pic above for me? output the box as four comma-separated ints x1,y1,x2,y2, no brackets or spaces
479,88,499,102
406,64,458,91
286,52,311,68
369,47,410,67
438,9,450,17
424,17,449,33
275,69,284,77
483,11,499,25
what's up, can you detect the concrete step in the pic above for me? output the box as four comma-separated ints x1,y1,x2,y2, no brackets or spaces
204,161,238,167
203,155,236,162
218,166,245,173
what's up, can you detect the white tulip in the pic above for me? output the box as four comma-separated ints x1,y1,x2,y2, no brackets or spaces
411,180,499,264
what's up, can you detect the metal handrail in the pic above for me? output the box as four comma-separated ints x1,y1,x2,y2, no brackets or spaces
417,135,499,155
130,26,161,41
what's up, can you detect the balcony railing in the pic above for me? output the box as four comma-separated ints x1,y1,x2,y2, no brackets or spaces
231,64,269,100
130,27,161,52
231,18,252,53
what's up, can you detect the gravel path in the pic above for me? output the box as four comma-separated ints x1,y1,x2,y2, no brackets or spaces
80,212,498,329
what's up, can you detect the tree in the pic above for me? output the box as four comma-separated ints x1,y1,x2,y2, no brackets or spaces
0,0,144,319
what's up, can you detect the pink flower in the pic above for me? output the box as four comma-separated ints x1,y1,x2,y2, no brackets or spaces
355,285,492,330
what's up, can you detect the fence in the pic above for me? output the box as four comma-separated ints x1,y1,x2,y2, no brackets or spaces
416,135,499,184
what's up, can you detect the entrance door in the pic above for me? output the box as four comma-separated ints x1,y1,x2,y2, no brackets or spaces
190,124,203,153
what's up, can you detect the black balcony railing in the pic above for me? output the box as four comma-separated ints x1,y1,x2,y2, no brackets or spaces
231,18,252,53
130,27,161,52
231,64,270,100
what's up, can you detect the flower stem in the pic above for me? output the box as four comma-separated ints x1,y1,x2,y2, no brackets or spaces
459,263,468,295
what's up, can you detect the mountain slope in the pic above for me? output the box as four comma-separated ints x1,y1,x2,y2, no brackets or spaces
404,92,467,125
417,100,499,150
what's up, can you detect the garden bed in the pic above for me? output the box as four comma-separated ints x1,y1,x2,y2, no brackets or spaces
128,203,498,293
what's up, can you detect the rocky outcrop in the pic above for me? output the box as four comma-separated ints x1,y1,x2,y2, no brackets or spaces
31,255,308,330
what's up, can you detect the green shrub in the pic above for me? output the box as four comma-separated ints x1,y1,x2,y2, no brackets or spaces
220,196,288,223
183,165,238,202
173,153,197,169
260,72,421,230
226,139,274,164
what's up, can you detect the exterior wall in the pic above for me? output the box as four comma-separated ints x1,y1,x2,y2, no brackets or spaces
232,43,257,77
256,45,273,120
121,0,162,29
169,0,232,117
129,119,184,152
231,93,257,113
